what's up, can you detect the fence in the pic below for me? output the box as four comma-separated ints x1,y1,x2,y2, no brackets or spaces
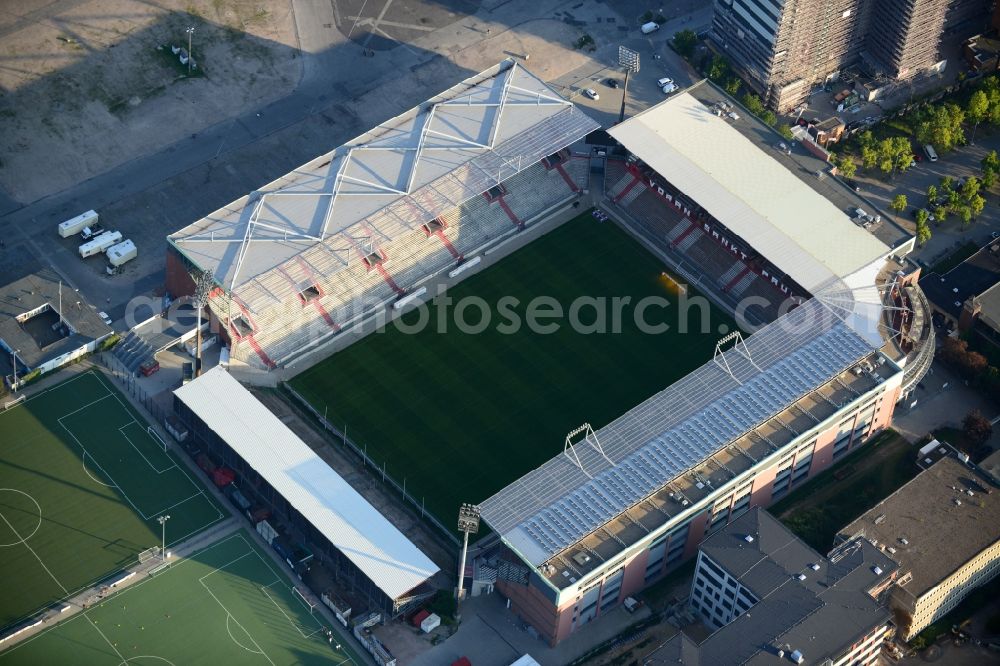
281,383,460,547
97,353,169,427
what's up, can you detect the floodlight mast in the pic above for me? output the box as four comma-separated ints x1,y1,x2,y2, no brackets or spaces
192,270,215,377
157,514,171,562
618,46,640,123
455,503,481,618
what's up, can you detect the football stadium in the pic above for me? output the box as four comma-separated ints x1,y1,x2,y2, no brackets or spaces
156,63,936,650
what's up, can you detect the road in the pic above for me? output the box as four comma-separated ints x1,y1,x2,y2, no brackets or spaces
0,0,721,329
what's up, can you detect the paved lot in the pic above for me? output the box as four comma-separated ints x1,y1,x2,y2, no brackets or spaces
851,132,1000,268
0,0,712,330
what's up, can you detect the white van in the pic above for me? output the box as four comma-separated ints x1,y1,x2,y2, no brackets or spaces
924,144,938,162
641,21,660,34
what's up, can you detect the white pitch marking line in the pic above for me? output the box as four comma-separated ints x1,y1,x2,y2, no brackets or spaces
0,508,67,595
118,423,175,474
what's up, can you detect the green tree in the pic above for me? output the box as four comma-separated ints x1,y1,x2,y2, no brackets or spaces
961,176,981,201
915,103,965,152
837,154,857,178
982,150,1000,175
940,175,954,193
926,184,938,205
708,55,730,81
672,29,698,58
967,90,989,143
761,110,777,126
916,220,932,245
861,145,879,170
933,205,948,222
949,189,962,210
858,130,875,148
724,77,740,95
970,193,986,218
983,170,997,190
915,208,929,227
959,205,973,227
779,124,794,141
891,194,908,213
741,92,765,116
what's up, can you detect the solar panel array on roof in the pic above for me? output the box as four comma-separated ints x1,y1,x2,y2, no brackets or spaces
480,297,879,567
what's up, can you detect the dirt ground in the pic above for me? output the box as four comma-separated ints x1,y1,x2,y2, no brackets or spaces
0,0,300,204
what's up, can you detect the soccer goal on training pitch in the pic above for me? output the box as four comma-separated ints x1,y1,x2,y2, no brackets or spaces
292,586,317,615
147,426,167,452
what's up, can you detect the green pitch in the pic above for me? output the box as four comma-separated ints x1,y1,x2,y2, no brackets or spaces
0,531,360,665
291,212,737,524
0,370,224,630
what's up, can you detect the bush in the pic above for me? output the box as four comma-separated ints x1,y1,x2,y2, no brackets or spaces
671,29,697,59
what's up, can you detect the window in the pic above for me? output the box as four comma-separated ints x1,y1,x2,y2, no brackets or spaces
231,314,254,337
421,218,446,236
362,249,386,268
297,281,321,304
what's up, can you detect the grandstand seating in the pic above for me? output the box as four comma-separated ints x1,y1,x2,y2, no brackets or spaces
611,187,788,325
222,160,587,369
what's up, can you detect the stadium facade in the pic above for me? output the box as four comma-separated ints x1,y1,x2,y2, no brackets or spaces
477,91,929,646
165,60,598,371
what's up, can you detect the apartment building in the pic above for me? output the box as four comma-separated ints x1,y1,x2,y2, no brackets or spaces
712,0,992,111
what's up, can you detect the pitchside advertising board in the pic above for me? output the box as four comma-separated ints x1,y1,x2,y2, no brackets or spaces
630,164,803,298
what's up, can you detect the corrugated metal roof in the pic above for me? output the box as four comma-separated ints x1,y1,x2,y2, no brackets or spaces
480,298,879,567
173,367,439,599
169,59,598,296
607,93,890,294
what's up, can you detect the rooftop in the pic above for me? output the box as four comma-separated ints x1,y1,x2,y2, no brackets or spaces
646,509,896,665
606,91,891,295
173,367,440,600
681,82,912,253
0,269,111,370
168,59,598,299
480,297,894,574
837,455,1000,599
920,240,1000,319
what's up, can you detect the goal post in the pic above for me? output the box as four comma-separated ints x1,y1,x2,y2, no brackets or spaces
292,586,317,614
147,426,167,452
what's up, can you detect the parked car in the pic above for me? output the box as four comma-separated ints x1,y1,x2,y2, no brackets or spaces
775,142,791,154
727,111,740,120
657,77,674,87
98,311,112,326
605,78,620,89
139,359,160,377
584,88,599,100
845,179,861,192
662,83,678,94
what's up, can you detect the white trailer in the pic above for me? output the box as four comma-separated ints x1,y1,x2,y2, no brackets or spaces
105,239,137,274
58,210,98,238
78,230,122,258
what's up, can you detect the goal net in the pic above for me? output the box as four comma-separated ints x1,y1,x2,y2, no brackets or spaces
147,426,167,452
292,586,317,614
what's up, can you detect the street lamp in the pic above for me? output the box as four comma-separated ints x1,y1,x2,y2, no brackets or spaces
618,46,640,124
157,515,171,561
186,27,195,74
455,503,481,616
10,348,20,392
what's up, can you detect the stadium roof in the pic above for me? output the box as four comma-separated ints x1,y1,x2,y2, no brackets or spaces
606,92,891,296
169,59,598,303
174,367,439,599
480,298,880,568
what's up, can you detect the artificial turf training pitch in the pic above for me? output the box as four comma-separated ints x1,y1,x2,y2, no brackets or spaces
0,370,224,630
0,531,360,665
291,211,737,525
